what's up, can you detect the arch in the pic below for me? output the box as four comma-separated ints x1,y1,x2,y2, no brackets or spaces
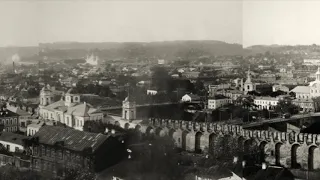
244,138,258,164
182,131,189,150
155,127,162,136
275,142,282,166
291,144,300,169
134,125,141,131
237,136,245,154
195,132,203,153
146,126,154,135
209,133,217,152
308,145,317,170
124,123,130,130
114,121,120,127
222,135,233,156
259,141,267,163
168,129,175,138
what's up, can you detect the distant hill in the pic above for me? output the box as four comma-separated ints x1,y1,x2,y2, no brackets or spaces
0,46,39,63
38,40,243,61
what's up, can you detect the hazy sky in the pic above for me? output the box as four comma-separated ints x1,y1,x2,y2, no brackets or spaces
243,0,320,47
1,0,320,47
0,1,242,47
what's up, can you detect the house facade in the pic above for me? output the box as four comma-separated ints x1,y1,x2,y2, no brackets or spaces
29,126,124,176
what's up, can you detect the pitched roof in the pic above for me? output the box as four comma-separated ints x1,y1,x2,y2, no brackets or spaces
68,103,90,117
0,132,28,146
290,86,310,93
7,106,30,116
184,94,201,100
33,125,109,152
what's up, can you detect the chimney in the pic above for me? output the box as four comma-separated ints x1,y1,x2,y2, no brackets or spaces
242,160,246,168
262,162,267,170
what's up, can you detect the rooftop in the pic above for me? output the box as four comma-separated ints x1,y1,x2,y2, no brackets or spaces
33,125,110,152
254,96,278,101
290,86,310,93
0,132,28,146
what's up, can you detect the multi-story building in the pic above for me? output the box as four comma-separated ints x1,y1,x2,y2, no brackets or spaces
207,95,231,110
291,67,320,99
303,59,320,66
254,97,279,110
38,85,103,131
0,109,19,132
292,99,314,112
29,125,124,176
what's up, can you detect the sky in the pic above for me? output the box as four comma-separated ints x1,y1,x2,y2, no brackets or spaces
243,0,320,47
0,1,242,47
1,0,320,47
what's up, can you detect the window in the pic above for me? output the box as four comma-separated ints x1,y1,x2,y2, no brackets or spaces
34,146,38,155
46,148,50,157
42,146,46,156
34,159,39,168
10,119,12,125
58,150,63,159
15,147,19,152
66,151,70,160
6,145,10,151
51,149,55,157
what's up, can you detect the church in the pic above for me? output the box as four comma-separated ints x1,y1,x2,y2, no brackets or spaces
38,85,103,131
291,67,320,99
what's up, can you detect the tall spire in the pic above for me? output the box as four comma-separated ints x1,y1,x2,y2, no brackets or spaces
316,66,320,81
245,65,252,83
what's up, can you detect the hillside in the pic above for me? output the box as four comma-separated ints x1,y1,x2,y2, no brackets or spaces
38,40,243,61
0,46,39,63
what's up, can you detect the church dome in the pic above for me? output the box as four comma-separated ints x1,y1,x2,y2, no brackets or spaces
124,96,134,102
66,88,79,95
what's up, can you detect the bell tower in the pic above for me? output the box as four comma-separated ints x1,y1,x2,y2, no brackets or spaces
39,84,53,106
122,86,136,121
244,66,256,94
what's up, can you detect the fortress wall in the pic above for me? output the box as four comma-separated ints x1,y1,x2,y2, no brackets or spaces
113,118,320,170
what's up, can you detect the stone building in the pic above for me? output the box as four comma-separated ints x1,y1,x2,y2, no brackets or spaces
0,109,19,132
243,68,256,94
29,125,124,176
38,85,103,131
122,95,136,121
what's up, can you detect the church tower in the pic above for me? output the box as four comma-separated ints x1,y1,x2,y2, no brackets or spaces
39,84,53,106
316,66,320,81
65,88,81,107
122,88,136,121
244,66,256,94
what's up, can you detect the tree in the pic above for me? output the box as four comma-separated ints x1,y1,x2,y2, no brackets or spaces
150,66,171,91
0,165,42,180
63,166,95,180
275,98,299,115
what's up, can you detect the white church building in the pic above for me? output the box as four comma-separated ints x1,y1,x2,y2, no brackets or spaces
38,85,103,131
291,67,320,99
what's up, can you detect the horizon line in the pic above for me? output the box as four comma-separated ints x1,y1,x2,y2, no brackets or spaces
1,40,320,49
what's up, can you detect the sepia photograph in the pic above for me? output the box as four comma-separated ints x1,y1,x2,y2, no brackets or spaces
1,0,320,179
